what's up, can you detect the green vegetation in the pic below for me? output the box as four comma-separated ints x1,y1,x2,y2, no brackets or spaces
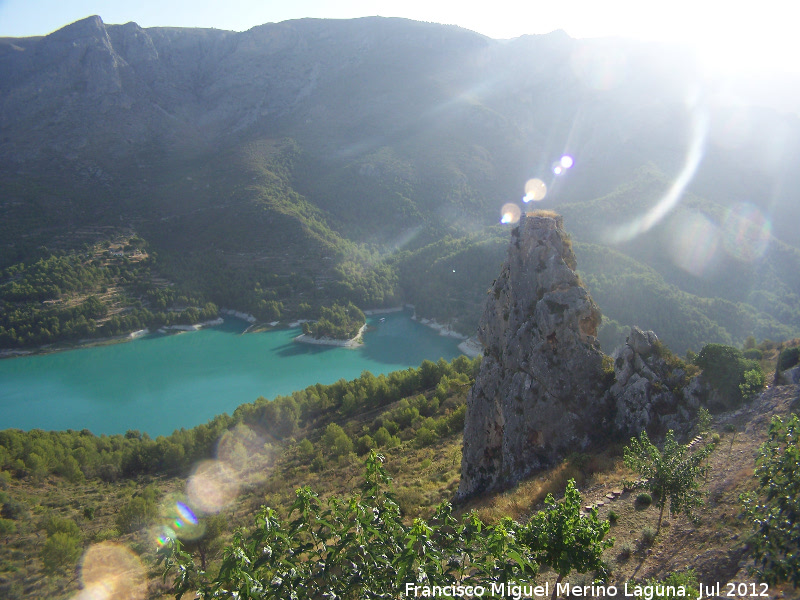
301,301,365,340
624,430,713,535
0,356,479,484
116,486,160,534
635,570,699,599
160,455,610,600
525,479,613,599
777,345,800,372
742,414,800,588
0,245,218,349
693,344,766,409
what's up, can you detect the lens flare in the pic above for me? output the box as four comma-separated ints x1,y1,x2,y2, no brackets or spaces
668,212,720,277
175,501,198,525
523,178,547,202
722,202,771,262
217,423,278,473
607,107,708,244
560,155,574,169
570,44,628,91
552,163,564,175
500,203,521,224
154,496,206,547
187,459,239,514
73,542,146,600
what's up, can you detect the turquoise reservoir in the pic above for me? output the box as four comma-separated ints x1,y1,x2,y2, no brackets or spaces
0,312,462,437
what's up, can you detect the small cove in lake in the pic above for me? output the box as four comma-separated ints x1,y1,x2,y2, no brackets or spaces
0,311,462,437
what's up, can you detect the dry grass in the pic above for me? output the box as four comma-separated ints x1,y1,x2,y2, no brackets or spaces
526,209,561,219
3,384,798,598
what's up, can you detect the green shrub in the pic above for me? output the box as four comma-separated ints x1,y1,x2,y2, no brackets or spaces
608,510,618,524
742,414,800,587
638,570,699,599
778,346,800,371
694,343,765,408
641,525,657,546
618,541,633,560
355,434,376,455
321,423,353,458
92,527,119,542
43,515,80,539
743,348,763,360
636,493,652,507
740,368,766,401
41,532,81,572
0,518,17,535
115,486,159,533
297,438,314,458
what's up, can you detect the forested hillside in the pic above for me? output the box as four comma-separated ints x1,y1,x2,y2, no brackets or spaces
1,15,799,353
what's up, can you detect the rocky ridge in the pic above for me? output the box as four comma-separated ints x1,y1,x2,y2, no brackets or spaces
457,213,700,499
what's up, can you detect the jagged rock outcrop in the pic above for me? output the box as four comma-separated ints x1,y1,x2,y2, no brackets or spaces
458,214,610,499
776,365,800,385
610,326,700,435
457,214,698,499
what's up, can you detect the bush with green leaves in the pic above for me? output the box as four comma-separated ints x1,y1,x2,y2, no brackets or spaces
741,414,800,588
524,480,614,596
693,343,765,408
0,518,16,535
778,345,800,372
116,486,159,533
624,430,713,534
41,532,82,573
161,453,612,600
39,515,83,573
740,368,766,401
743,348,763,361
634,569,699,599
320,422,353,458
640,526,657,547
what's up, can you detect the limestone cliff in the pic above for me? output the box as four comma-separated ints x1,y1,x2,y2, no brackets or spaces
457,214,610,499
457,214,699,499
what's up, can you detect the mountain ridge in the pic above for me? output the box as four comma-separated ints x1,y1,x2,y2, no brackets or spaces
2,15,799,353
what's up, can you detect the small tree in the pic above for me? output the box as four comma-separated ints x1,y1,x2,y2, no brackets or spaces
624,430,712,535
524,479,613,599
320,423,353,458
41,532,81,573
741,414,800,588
180,514,227,571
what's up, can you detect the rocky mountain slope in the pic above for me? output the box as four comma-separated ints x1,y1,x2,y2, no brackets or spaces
459,213,700,497
2,15,800,351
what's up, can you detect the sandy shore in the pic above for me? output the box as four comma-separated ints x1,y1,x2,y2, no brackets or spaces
457,337,483,358
160,317,224,333
294,323,367,348
220,309,257,323
412,315,468,340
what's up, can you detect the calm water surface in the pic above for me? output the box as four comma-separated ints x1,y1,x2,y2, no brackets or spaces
0,312,461,436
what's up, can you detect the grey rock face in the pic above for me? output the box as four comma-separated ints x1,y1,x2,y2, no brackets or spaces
457,214,610,499
457,217,698,500
610,326,699,435
777,364,800,385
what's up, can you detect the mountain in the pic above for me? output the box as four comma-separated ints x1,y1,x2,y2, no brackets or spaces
458,213,701,498
2,15,799,353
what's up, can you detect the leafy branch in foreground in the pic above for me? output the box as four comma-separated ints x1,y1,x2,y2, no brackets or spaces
741,414,800,588
624,430,713,535
525,481,613,600
160,453,612,599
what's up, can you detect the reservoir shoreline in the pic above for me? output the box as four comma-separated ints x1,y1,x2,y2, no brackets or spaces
0,310,462,436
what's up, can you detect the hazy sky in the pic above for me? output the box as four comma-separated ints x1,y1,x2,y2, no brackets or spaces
0,0,794,74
